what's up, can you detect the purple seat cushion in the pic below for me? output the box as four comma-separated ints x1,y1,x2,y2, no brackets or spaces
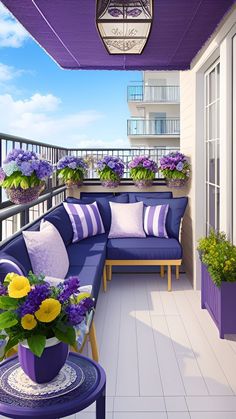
44,204,73,245
66,264,103,301
66,194,129,232
136,197,188,240
128,192,173,203
0,256,25,283
107,237,182,260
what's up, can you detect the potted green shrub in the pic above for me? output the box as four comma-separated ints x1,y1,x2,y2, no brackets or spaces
198,230,236,338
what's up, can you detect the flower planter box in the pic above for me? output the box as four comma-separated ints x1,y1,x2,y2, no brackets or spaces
201,263,236,338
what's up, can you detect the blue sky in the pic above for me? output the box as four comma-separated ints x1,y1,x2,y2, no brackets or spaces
0,4,141,148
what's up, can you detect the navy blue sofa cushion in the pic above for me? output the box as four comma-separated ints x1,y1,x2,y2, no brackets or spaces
136,197,188,240
107,237,182,260
66,264,103,301
66,194,129,232
128,192,173,203
44,204,73,245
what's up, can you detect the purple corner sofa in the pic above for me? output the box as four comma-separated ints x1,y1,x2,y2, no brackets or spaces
0,192,188,299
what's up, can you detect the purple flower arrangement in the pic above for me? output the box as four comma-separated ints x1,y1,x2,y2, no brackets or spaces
128,156,157,187
57,155,87,186
0,149,53,193
0,272,94,359
159,152,190,180
96,155,125,188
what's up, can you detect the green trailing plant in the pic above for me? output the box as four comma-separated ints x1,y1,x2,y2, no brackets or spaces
128,156,157,181
57,156,87,184
198,229,236,287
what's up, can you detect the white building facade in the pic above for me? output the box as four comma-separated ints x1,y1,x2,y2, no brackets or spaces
180,4,236,289
127,71,180,148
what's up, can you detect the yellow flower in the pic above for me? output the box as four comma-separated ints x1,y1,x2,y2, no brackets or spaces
4,272,19,283
8,275,31,298
21,314,37,330
35,298,61,323
76,292,91,304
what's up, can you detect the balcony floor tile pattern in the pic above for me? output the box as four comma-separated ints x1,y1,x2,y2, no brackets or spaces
1,274,235,419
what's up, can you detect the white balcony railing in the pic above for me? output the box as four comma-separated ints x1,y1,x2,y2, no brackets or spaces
127,85,180,103
127,119,180,136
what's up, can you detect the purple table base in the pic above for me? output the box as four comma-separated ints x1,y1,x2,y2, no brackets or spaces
0,353,106,419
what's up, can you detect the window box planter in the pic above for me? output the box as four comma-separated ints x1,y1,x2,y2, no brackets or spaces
201,262,236,338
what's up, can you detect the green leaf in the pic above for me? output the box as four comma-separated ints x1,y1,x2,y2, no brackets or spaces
2,335,20,360
0,296,19,310
0,311,18,329
53,326,76,345
27,335,46,357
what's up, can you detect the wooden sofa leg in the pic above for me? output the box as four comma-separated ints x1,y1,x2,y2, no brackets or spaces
160,265,165,278
176,265,180,280
167,265,172,292
89,321,99,362
103,266,107,292
107,264,112,281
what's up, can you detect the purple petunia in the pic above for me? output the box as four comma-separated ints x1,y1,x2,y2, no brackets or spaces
19,284,51,317
57,155,87,171
65,298,94,326
128,156,157,173
0,284,7,296
96,156,125,178
20,161,34,176
159,152,188,171
58,276,80,303
35,160,53,180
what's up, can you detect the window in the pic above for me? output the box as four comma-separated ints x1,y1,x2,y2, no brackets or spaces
205,61,220,233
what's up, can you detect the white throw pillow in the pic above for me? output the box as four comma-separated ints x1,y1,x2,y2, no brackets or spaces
23,221,69,279
108,201,146,238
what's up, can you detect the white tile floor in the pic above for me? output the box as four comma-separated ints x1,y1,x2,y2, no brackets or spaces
65,273,236,418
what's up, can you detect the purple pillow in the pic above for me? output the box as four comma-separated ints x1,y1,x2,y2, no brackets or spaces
63,201,105,242
144,204,169,238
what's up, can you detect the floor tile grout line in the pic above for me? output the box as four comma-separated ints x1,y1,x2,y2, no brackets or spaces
183,289,235,396
147,279,167,410
134,277,141,397
114,277,124,399
172,291,211,396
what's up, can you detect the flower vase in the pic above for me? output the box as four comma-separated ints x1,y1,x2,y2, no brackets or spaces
18,337,69,383
133,179,153,189
166,178,188,188
6,183,45,205
100,179,120,188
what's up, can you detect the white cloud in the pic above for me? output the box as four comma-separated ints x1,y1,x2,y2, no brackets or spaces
74,134,129,149
0,93,105,146
0,4,29,48
0,62,23,82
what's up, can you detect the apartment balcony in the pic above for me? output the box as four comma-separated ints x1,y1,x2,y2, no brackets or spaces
127,118,180,138
127,85,180,103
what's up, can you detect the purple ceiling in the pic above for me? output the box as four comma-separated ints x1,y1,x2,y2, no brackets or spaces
1,0,235,70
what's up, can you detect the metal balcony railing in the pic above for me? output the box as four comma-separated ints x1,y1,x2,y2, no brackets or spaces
127,118,180,136
0,132,180,240
127,85,180,102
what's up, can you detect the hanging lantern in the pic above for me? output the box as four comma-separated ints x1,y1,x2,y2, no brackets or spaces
96,0,153,54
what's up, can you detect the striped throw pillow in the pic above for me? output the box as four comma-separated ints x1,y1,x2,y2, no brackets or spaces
63,202,105,242
144,204,169,238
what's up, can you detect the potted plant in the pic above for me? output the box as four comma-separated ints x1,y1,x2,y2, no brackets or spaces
96,155,125,188
128,156,157,188
57,155,87,187
198,229,236,338
0,272,94,383
159,151,190,188
0,149,53,204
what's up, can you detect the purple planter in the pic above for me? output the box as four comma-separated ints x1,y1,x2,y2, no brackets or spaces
201,263,236,338
18,338,69,383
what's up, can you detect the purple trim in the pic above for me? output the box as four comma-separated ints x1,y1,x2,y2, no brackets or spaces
64,203,83,242
158,204,169,238
147,206,155,236
80,205,93,238
90,203,103,234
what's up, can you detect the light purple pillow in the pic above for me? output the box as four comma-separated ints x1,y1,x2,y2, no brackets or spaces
23,221,69,278
144,204,169,238
108,201,146,238
63,201,105,242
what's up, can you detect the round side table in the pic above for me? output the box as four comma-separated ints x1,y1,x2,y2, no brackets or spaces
0,352,106,419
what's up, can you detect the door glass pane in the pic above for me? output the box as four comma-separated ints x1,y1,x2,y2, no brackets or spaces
209,69,216,103
209,141,215,184
216,188,220,231
209,185,216,229
209,103,216,139
217,140,220,186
